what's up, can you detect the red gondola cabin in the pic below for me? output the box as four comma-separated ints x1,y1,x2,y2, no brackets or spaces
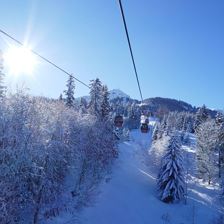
141,123,149,133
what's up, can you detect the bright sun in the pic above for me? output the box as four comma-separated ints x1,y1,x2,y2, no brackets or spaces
3,46,37,76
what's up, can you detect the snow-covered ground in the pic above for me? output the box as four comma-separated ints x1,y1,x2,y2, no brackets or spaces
77,129,154,224
50,125,223,224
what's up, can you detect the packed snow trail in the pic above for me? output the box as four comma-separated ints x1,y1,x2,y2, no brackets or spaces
78,129,154,224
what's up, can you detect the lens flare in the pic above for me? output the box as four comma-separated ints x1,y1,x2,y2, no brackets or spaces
4,45,37,76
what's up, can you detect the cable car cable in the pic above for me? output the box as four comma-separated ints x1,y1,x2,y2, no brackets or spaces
0,28,90,89
118,0,144,102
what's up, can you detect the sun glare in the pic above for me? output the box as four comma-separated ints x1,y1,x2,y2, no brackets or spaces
3,46,37,76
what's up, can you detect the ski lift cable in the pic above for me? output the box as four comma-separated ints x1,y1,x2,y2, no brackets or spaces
0,28,90,89
118,0,144,102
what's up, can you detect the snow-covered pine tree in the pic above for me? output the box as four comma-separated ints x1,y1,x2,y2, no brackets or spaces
196,119,219,184
157,134,185,203
184,112,195,134
216,112,224,126
194,105,209,131
214,112,224,178
89,78,102,118
79,97,88,114
159,114,168,137
101,85,110,120
64,74,75,107
59,93,63,101
0,50,6,98
176,112,185,131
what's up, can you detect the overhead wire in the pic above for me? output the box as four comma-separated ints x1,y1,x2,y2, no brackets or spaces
118,0,144,102
0,28,90,89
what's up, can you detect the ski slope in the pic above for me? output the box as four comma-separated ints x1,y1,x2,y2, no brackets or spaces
78,129,154,224
77,126,222,224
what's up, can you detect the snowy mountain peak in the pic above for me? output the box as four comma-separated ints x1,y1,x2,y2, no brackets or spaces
109,89,130,100
77,89,130,103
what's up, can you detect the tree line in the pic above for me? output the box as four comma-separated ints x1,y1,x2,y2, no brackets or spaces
152,105,224,203
0,52,117,223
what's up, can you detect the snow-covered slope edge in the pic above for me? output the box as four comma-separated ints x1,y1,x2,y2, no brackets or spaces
48,123,223,224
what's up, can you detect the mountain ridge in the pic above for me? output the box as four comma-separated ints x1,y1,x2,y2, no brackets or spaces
78,89,218,117
107,89,218,117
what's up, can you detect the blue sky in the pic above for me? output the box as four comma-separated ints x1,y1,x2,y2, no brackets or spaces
0,0,223,109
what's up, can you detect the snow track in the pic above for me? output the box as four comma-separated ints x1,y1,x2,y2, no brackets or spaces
78,129,154,224
77,128,222,224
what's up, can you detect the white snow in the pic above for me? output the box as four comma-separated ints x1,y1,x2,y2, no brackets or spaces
76,127,223,224
108,89,130,100
50,124,223,224
78,130,154,224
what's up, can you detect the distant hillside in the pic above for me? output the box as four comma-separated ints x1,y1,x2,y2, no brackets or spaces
108,90,218,118
107,90,196,113
143,97,218,118
143,97,195,114
78,89,218,118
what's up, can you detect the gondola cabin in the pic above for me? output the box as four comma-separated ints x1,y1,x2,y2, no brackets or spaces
141,123,149,133
114,115,123,128
145,118,149,124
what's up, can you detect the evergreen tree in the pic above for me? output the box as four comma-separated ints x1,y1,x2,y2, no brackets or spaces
215,112,224,178
176,112,185,131
160,114,168,137
101,85,110,119
196,119,219,184
157,134,185,203
194,105,209,131
216,112,224,126
0,50,6,98
64,74,75,107
89,78,102,118
185,113,195,133
59,94,63,101
218,130,224,179
79,97,88,114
